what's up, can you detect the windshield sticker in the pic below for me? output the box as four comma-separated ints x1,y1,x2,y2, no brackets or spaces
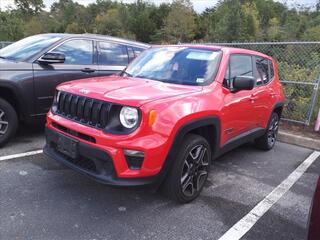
186,51,219,61
196,78,205,83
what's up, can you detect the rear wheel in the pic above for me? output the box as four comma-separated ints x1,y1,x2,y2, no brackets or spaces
255,112,279,150
162,134,211,203
0,98,18,147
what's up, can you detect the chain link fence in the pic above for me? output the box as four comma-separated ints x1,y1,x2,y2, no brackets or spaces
0,41,12,49
1,41,320,125
198,42,320,126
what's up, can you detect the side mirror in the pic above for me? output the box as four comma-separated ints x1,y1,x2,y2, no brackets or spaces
232,76,255,92
38,52,65,64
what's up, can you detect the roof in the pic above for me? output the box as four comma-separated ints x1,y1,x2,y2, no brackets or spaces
37,33,150,48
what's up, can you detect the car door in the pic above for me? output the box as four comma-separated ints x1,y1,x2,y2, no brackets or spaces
220,54,257,145
33,39,97,114
96,41,129,76
252,56,275,128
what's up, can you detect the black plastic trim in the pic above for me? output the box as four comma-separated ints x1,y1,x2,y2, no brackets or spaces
52,91,141,135
152,116,221,187
44,127,157,186
218,128,265,157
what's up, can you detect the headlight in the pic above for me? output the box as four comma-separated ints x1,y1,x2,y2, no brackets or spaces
119,106,139,129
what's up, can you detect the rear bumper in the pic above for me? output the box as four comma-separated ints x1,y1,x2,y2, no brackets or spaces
44,127,159,186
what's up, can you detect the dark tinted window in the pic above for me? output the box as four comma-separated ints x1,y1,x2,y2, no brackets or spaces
54,39,93,65
127,47,135,62
224,55,253,89
128,46,146,62
98,42,128,65
269,60,274,80
255,57,269,85
133,47,144,56
230,55,253,79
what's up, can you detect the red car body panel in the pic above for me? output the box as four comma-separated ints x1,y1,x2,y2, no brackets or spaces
45,45,286,183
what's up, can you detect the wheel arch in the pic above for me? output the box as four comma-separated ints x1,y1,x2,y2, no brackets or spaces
273,102,285,118
0,85,22,120
155,116,221,187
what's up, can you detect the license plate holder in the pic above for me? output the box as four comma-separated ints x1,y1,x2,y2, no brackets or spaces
57,134,79,159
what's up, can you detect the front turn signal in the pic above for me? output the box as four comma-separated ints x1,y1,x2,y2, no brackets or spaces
149,110,157,126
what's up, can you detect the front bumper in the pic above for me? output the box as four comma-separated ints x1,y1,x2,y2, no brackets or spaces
44,127,159,186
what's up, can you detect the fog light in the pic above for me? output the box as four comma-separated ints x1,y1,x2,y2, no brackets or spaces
124,149,144,170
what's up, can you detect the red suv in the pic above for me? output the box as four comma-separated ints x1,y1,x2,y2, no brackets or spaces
44,45,285,203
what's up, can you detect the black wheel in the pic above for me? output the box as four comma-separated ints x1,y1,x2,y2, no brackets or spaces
255,112,279,150
162,134,211,203
0,98,18,147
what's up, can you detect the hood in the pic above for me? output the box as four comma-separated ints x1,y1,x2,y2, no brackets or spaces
57,75,202,106
0,58,32,71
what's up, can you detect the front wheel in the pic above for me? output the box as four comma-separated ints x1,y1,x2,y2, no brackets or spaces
255,112,279,150
0,98,18,147
162,134,211,203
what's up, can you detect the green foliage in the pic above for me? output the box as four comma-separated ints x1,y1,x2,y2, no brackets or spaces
14,0,44,16
0,0,319,43
0,12,24,41
161,0,196,43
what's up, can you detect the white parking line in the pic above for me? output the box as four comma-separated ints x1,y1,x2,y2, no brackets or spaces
0,150,43,162
218,150,320,240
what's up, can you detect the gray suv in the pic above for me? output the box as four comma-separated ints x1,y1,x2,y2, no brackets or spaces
0,33,149,146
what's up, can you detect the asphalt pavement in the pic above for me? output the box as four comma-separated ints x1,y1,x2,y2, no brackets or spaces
0,127,319,240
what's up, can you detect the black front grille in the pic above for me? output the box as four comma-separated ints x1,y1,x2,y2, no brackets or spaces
55,91,112,129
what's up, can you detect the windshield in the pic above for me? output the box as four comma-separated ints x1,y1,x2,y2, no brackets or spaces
0,35,62,62
124,47,222,85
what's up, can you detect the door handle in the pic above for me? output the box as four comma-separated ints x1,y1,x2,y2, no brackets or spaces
81,68,95,73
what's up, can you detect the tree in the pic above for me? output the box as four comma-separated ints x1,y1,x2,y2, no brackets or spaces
162,0,196,43
0,11,24,40
303,26,320,40
95,8,125,36
127,0,156,42
14,0,44,15
1,0,320,43
267,17,282,41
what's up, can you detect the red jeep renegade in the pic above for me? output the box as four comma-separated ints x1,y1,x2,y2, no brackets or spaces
44,45,285,203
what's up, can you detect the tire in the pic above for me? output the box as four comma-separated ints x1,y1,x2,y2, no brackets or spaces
162,134,212,203
254,112,279,151
0,98,18,147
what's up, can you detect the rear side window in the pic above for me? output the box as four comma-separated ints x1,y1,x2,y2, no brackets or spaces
269,60,274,80
224,54,253,89
133,47,144,56
254,57,275,85
128,46,145,62
255,57,269,85
98,42,128,66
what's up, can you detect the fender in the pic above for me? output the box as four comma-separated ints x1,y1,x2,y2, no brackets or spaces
154,116,221,186
0,81,28,120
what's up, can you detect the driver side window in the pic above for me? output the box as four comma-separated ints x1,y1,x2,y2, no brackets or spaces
52,39,93,65
224,54,253,89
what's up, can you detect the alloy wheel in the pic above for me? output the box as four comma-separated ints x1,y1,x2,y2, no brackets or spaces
0,108,9,136
180,145,209,197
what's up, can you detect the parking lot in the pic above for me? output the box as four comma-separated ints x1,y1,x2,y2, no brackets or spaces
0,127,319,240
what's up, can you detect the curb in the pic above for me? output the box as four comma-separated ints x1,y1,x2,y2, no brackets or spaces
278,131,320,151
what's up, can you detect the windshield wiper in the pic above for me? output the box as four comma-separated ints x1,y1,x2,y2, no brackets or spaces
120,70,133,77
0,56,6,59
